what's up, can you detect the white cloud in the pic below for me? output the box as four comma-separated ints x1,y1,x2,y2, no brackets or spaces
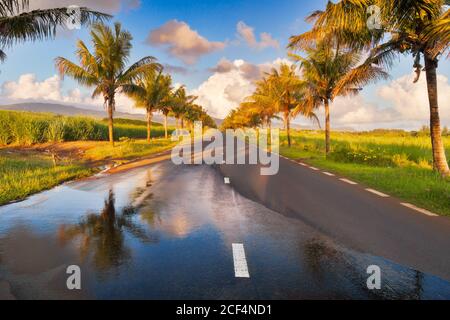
236,21,279,50
147,20,226,65
192,58,290,118
0,73,141,114
297,72,450,130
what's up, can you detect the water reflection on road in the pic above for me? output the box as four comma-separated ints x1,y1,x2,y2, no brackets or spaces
0,162,449,299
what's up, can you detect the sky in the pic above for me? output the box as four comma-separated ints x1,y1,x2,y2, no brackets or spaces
0,0,449,130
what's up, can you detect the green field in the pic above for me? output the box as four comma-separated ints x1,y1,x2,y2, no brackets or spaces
280,130,450,216
0,152,93,205
0,110,173,145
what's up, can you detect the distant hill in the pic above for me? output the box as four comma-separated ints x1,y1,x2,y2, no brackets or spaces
0,102,223,127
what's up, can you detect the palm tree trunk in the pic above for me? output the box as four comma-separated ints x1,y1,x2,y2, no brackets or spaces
324,99,331,156
181,118,184,129
146,110,153,143
164,114,168,139
425,54,450,177
107,100,114,147
284,111,291,148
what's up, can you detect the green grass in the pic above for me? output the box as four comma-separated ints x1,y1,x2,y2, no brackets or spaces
84,138,177,161
0,138,176,206
0,110,174,146
280,130,450,216
0,153,93,206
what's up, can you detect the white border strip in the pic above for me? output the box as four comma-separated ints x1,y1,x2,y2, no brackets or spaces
401,203,439,217
310,166,320,171
366,189,390,198
232,243,250,278
323,172,335,176
340,178,358,185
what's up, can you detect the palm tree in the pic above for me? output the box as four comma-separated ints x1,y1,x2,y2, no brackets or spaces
0,0,110,62
290,0,450,175
265,63,317,147
55,22,160,146
241,79,280,132
170,86,197,130
290,41,388,155
129,71,172,142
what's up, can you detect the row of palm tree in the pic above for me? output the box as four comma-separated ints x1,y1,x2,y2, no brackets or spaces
55,22,216,145
225,0,449,177
0,1,215,146
288,0,450,176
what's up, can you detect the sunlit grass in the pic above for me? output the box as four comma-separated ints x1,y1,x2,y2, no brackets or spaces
280,130,450,216
0,153,93,206
84,138,177,161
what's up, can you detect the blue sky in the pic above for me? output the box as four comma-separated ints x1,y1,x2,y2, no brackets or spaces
0,0,449,129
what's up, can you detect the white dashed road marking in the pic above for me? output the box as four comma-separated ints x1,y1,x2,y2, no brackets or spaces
323,172,335,176
232,243,250,278
224,177,230,184
401,203,439,217
340,178,358,185
310,167,320,171
366,189,390,198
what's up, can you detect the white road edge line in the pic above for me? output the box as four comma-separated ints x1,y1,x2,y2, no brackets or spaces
323,172,335,176
340,178,358,185
401,203,439,217
299,163,308,167
232,243,250,278
310,167,320,171
366,188,390,198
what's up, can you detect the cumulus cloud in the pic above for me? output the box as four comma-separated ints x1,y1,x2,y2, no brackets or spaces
0,73,140,114
29,0,140,13
147,20,226,65
236,21,279,50
192,58,290,118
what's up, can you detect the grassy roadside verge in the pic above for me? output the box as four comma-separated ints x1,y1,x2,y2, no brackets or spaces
0,139,176,206
280,131,450,217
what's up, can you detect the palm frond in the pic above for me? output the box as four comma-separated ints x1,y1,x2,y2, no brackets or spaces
0,7,110,49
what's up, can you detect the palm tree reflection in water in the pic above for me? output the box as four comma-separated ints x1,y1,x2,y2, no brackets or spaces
58,189,158,276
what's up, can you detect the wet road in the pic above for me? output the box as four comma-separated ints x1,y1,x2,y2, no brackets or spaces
0,160,449,299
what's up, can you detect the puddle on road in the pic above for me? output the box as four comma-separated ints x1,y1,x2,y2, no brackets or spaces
0,162,449,299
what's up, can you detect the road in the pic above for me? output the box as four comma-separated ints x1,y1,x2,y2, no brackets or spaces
0,145,449,299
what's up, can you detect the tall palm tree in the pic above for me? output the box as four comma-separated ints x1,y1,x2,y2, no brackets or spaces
265,63,316,147
129,71,172,142
290,41,388,155
290,0,450,175
170,86,197,130
55,22,160,146
0,0,110,62
241,79,281,132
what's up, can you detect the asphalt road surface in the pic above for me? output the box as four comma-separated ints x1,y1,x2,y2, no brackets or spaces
0,143,449,299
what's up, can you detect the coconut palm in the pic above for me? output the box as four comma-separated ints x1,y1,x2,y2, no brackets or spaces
289,0,450,175
170,86,197,129
241,79,281,132
290,41,388,155
55,22,160,146
0,0,110,62
129,71,172,142
265,63,318,147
